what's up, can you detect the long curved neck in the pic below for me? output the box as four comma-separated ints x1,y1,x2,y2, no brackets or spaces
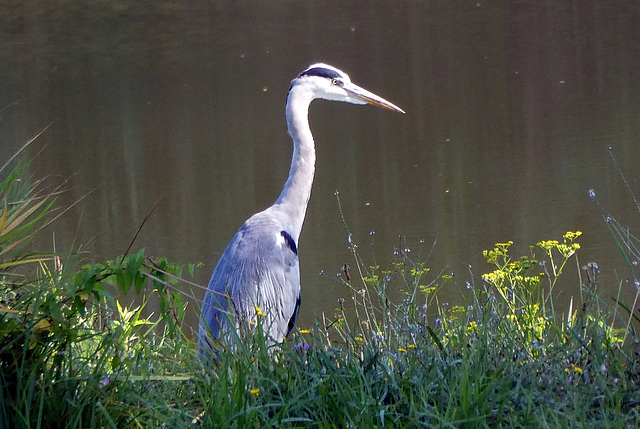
274,84,316,241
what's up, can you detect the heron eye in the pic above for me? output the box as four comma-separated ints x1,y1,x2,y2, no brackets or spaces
331,78,341,86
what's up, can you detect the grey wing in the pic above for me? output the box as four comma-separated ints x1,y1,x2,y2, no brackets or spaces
199,215,301,350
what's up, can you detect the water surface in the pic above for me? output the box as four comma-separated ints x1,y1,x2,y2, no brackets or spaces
1,1,639,333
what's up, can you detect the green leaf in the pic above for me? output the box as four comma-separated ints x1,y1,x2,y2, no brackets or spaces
134,272,146,294
115,267,129,294
171,290,185,321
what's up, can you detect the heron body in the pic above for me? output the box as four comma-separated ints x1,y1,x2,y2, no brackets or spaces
199,64,404,355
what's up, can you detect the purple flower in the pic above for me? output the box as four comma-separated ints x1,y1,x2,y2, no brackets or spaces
292,342,311,352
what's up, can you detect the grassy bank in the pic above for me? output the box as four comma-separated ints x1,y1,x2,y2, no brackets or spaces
1,156,639,427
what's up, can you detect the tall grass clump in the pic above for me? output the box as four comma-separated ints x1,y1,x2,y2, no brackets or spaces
0,147,200,427
189,227,639,427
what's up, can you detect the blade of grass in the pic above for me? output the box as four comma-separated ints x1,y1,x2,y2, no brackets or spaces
0,123,53,175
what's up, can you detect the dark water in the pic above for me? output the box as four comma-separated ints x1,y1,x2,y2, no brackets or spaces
1,1,639,334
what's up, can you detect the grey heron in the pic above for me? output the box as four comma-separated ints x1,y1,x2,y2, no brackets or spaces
198,63,404,356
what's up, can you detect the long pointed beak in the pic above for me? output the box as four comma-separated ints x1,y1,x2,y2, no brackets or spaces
343,82,405,114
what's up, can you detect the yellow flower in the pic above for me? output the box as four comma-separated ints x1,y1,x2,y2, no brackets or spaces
255,306,266,317
557,243,580,258
419,285,436,294
563,231,582,241
537,240,559,250
564,364,583,374
354,336,365,343
482,269,507,284
397,348,407,353
249,388,260,397
299,329,311,334
407,344,416,349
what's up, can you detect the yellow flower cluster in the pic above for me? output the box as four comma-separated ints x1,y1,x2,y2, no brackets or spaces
537,231,582,256
565,364,583,374
410,267,430,277
481,269,508,284
363,274,379,286
557,243,580,258
482,241,513,264
537,240,559,251
513,274,545,289
397,344,417,352
563,231,582,241
419,285,437,294
254,306,266,317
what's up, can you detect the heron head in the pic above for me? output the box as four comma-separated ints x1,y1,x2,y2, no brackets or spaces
292,63,405,114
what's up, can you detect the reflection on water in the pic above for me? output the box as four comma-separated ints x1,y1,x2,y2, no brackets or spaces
1,1,639,334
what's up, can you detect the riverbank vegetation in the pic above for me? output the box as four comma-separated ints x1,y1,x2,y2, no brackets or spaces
1,151,639,428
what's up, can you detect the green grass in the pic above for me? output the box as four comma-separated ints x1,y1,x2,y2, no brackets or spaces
1,149,639,428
